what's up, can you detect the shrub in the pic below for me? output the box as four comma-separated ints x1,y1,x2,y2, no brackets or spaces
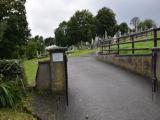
0,60,26,107
26,40,37,59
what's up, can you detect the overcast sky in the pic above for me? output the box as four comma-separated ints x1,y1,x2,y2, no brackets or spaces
25,0,160,38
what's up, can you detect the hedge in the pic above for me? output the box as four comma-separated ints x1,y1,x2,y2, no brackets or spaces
0,60,26,107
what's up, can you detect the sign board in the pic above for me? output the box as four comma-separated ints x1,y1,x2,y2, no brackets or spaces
52,53,63,62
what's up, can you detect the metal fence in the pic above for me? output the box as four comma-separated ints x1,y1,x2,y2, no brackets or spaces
100,28,160,56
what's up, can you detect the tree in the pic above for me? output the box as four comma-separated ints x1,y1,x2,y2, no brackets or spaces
138,19,156,31
34,35,45,53
143,19,156,29
26,39,37,59
95,7,117,37
25,35,46,59
138,22,145,31
67,10,96,44
44,37,55,46
0,0,30,59
55,21,70,47
55,10,96,47
119,22,129,35
130,17,140,32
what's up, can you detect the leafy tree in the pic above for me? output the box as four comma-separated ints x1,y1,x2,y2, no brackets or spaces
34,35,45,53
119,22,129,35
138,19,156,31
25,35,45,58
130,17,140,32
138,22,145,31
55,10,96,47
67,10,96,44
95,7,117,37
113,24,120,35
0,0,30,59
44,37,55,46
25,39,37,59
55,21,70,47
143,19,156,29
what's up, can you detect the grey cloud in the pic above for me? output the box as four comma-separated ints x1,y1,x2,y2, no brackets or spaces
25,0,160,38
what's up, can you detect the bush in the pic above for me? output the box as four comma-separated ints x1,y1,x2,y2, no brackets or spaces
0,60,26,107
26,40,37,59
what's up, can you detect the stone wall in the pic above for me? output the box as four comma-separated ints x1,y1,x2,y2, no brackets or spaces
51,62,66,95
36,61,51,91
36,60,66,95
97,54,160,81
157,51,160,81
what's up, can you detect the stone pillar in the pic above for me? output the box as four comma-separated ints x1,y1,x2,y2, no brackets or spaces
47,47,67,95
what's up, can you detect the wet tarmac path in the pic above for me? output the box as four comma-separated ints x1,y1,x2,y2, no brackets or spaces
31,55,160,120
63,55,160,120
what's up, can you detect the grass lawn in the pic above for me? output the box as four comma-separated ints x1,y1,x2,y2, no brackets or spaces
0,108,36,120
23,57,49,86
68,48,98,57
23,48,98,86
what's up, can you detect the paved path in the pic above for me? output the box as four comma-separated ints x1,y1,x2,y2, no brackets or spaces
62,55,160,120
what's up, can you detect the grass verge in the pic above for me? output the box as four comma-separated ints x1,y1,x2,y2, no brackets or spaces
68,48,99,57
23,57,49,86
0,108,36,120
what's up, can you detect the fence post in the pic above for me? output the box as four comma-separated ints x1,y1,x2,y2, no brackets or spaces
109,40,111,54
117,38,119,55
101,45,103,53
153,29,157,47
131,36,134,54
152,28,158,95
